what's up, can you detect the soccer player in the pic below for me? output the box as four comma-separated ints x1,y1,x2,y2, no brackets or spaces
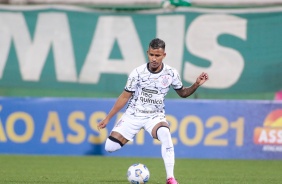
97,38,209,184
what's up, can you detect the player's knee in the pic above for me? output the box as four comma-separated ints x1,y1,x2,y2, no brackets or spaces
105,136,123,153
156,126,170,140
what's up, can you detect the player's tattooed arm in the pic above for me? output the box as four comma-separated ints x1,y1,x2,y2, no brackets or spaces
175,83,199,98
176,72,209,98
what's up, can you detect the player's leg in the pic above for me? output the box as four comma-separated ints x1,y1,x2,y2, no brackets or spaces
152,123,176,179
146,115,178,183
105,131,128,152
153,123,179,184
105,114,139,153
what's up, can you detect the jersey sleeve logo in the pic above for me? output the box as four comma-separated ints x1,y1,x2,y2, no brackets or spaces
126,77,135,90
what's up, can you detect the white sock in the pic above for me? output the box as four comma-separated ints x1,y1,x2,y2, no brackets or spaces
157,127,175,179
105,137,122,153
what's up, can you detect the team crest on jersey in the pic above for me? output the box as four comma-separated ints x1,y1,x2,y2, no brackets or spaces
160,75,171,86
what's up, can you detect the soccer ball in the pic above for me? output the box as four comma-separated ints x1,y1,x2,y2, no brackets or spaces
127,163,150,184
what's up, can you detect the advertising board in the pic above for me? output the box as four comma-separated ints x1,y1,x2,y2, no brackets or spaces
1,97,281,159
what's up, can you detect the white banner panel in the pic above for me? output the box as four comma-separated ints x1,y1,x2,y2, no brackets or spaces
192,0,282,5
8,0,163,5
7,0,282,5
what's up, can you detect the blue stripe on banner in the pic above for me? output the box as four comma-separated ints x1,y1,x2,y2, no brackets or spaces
0,97,282,159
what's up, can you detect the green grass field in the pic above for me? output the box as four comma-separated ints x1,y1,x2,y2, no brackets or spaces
0,155,281,184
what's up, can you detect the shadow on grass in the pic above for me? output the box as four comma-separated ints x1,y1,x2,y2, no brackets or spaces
85,143,104,155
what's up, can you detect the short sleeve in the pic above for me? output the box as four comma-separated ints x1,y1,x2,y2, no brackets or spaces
171,68,183,90
124,69,138,92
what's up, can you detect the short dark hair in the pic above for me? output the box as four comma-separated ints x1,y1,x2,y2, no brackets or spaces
149,38,165,50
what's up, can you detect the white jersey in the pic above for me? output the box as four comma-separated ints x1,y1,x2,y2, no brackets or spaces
124,63,183,116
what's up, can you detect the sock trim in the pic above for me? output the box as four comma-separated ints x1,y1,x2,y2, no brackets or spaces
108,136,124,147
156,126,170,140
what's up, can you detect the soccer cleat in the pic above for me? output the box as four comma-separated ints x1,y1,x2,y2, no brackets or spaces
166,177,179,184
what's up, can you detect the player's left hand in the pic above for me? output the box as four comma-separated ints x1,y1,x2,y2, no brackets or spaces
196,72,209,86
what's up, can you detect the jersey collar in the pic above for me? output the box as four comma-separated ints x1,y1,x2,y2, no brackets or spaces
147,63,164,74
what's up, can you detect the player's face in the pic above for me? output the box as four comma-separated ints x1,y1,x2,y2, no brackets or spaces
147,47,166,72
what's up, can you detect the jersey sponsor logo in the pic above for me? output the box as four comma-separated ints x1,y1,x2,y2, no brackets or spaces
142,88,158,94
139,97,163,104
140,91,163,104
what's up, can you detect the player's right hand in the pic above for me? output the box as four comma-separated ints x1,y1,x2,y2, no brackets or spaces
97,119,108,130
